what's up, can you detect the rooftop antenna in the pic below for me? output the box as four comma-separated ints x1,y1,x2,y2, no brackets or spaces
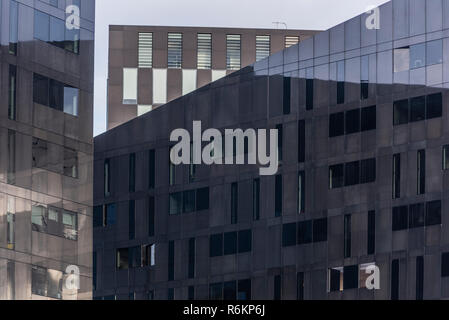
272,21,288,29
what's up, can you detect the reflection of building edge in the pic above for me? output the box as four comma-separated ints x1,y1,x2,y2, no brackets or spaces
0,0,95,300
95,0,449,300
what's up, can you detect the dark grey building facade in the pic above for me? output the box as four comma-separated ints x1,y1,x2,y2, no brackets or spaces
0,0,95,299
94,0,449,300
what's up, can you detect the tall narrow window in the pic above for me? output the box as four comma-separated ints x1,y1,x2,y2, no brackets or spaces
168,241,174,281
226,35,241,70
329,164,344,189
392,154,401,199
104,159,111,197
305,68,314,110
345,161,360,186
148,196,155,237
7,212,15,250
253,178,260,221
123,68,138,104
391,259,399,300
149,149,155,189
274,275,281,300
7,130,16,185
188,286,195,300
63,148,78,178
138,33,153,68
189,142,196,182
297,272,304,300
367,211,375,255
129,153,136,192
9,1,18,55
442,252,449,277
416,256,424,300
417,150,425,195
8,65,17,121
231,183,238,224
298,171,305,214
284,36,299,48
275,175,283,217
361,55,369,100
337,60,345,104
167,33,183,69
7,261,15,300
169,148,175,186
276,124,283,162
283,78,291,115
188,238,195,279
344,215,352,258
256,35,270,61
197,33,212,69
298,120,305,163
443,145,449,170
129,200,135,240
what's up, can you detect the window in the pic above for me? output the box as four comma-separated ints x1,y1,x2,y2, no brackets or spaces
391,259,399,300
274,275,281,300
231,182,238,224
8,65,17,121
238,230,252,253
417,150,425,195
7,212,15,250
345,161,360,186
298,171,305,214
238,279,251,300
393,99,409,125
392,206,408,231
197,33,212,69
196,187,210,211
344,215,351,258
168,241,174,281
35,11,50,42
313,218,327,242
360,158,376,184
298,120,305,163
106,204,117,226
209,283,223,300
210,234,223,257
32,266,63,299
305,68,314,110
442,253,449,277
189,142,196,182
7,130,16,185
188,286,195,300
361,55,369,99
50,16,65,48
367,211,375,255
329,164,344,189
224,281,236,300
62,210,77,240
138,33,153,68
426,200,441,226
169,192,182,215
282,223,296,247
256,35,270,61
142,244,156,267
392,154,401,199
283,78,291,115
443,145,449,170
63,148,78,178
33,73,49,106
129,200,135,240
275,175,282,217
226,35,241,70
343,265,358,290
188,238,195,279
253,179,260,221
394,47,410,72
410,96,426,122
410,43,426,69
9,1,18,55
128,153,136,192
426,39,443,66
329,267,343,292
168,33,183,68
149,149,155,189
329,112,344,137
123,68,138,104
183,190,196,213
285,36,299,48
148,196,155,237
297,220,313,245
224,232,237,255
104,159,111,197
116,248,129,270
409,203,425,228
169,148,175,186
337,61,345,104
297,272,304,300
345,109,360,134
276,124,283,162
426,93,442,119
361,106,376,131
93,206,103,228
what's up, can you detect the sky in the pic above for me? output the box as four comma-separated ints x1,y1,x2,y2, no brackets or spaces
94,0,390,136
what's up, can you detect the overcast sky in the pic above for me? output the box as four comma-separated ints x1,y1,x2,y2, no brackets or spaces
94,0,389,136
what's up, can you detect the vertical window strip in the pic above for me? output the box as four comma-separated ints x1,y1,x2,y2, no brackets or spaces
197,33,212,69
256,35,270,62
226,34,241,70
168,33,183,69
138,32,153,68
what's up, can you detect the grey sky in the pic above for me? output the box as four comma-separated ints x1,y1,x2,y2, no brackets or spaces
94,0,389,136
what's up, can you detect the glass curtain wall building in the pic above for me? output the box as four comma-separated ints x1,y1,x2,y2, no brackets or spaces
94,0,449,300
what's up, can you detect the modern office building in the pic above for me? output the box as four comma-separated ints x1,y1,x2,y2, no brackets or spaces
94,0,449,300
0,0,95,300
107,26,317,129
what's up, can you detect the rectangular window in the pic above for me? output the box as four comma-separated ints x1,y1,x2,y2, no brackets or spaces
443,145,449,170
425,200,441,226
169,192,182,215
168,241,174,281
360,158,376,184
62,210,78,240
34,10,50,42
410,43,425,69
238,230,252,253
238,279,251,300
188,286,195,300
9,1,18,55
283,77,291,115
313,218,328,242
392,205,408,231
253,178,260,221
298,120,305,163
393,99,409,125
189,142,196,182
50,16,65,48
169,148,175,186
129,153,136,192
344,215,351,258
417,150,425,195
297,272,304,300
284,36,299,48
410,96,426,122
104,159,111,197
329,112,345,137
226,35,241,70
337,60,345,104
416,256,424,300
426,93,442,119
123,68,138,104
63,148,78,178
361,105,376,131
8,65,17,121
210,234,223,257
367,211,375,255
224,232,237,255
7,130,16,185
329,164,344,189
148,196,155,237
442,253,449,277
183,190,196,214
391,259,399,300
138,32,153,68
329,267,343,292
231,183,238,224
345,109,360,134
223,281,236,300
394,47,410,73
297,220,313,245
196,187,210,211
409,203,425,228
274,275,281,300
392,154,401,199
305,68,314,110
282,223,297,247
93,206,103,228
7,212,15,250
105,203,116,226
298,171,305,214
256,35,270,61
275,175,282,217
129,200,135,240
210,283,223,300
197,33,212,69
188,238,195,279
343,265,358,290
167,33,183,68
361,55,369,100
276,124,283,162
345,161,360,186
149,150,155,189
426,39,443,66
